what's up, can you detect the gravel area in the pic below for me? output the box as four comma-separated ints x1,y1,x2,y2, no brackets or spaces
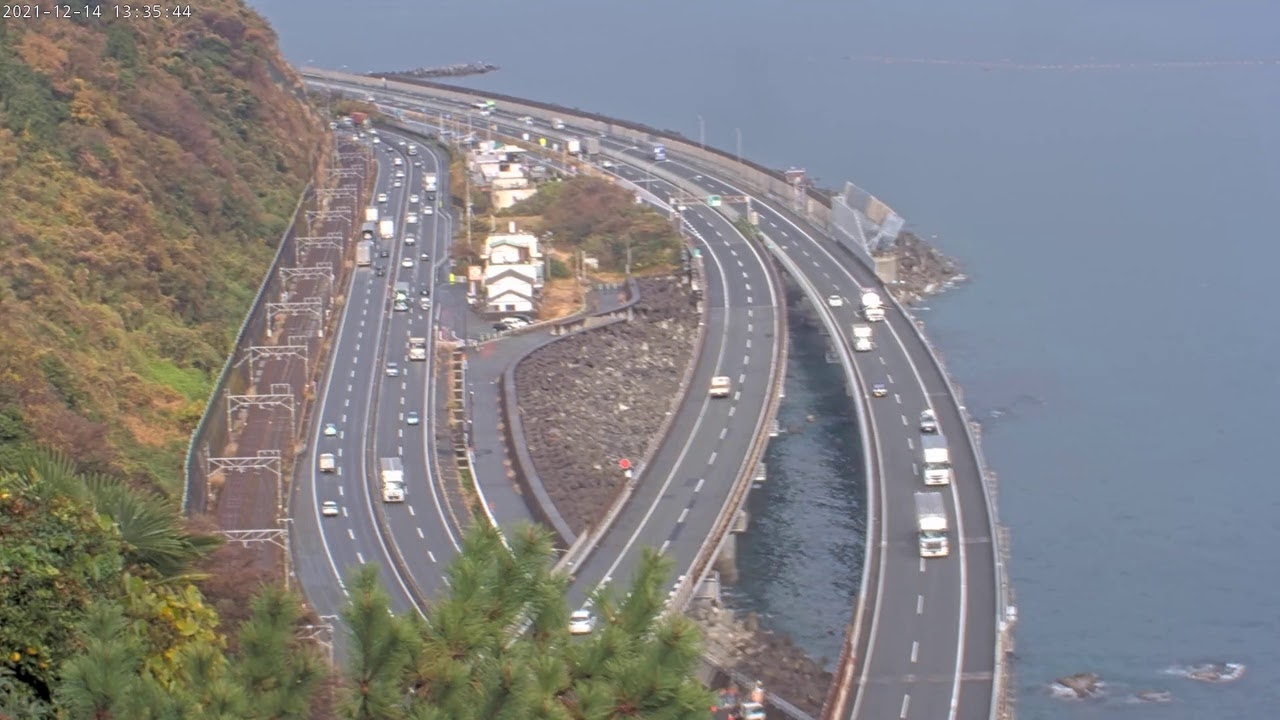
514,276,698,532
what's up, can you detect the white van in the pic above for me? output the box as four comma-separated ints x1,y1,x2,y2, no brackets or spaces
318,453,335,473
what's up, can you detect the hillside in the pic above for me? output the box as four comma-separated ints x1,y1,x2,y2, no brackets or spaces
0,3,325,490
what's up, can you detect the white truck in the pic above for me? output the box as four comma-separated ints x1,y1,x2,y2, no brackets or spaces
408,337,427,361
408,144,418,156
852,323,874,352
710,376,732,398
378,219,395,240
393,156,403,167
915,491,949,558
861,290,886,322
566,138,582,155
364,206,379,223
318,453,335,473
356,240,374,267
423,173,438,192
361,222,377,241
921,434,952,486
380,457,406,503
551,118,565,130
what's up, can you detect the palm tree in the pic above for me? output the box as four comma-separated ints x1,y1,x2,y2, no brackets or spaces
338,565,414,720
233,586,324,719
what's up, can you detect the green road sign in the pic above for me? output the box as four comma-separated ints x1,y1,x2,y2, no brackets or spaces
707,195,722,207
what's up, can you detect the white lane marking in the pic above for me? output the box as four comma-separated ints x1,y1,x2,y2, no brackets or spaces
920,557,927,572
738,373,746,383
338,485,344,496
342,507,349,517
886,373,894,383
901,415,908,426
900,694,910,719
416,527,424,539
719,428,727,440
907,437,914,449
345,398,350,407
677,508,689,523
356,552,366,565
407,505,415,516
917,595,924,614
428,550,437,563
745,283,751,291
911,641,919,663
659,540,671,554
734,390,741,401
347,385,352,393
347,529,355,540
398,428,403,438
737,259,744,267
747,296,753,304
746,339,752,349
694,478,704,493
708,451,718,465
747,309,753,317
728,405,736,417
895,393,902,404
744,354,750,366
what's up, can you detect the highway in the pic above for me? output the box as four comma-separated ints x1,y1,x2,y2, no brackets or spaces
421,97,998,719
291,128,461,629
363,102,785,615
303,72,1000,720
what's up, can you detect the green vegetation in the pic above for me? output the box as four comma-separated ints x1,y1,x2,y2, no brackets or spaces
339,522,713,719
0,4,324,491
502,176,683,274
1,447,712,718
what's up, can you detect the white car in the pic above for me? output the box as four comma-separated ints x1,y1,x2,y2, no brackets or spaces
422,206,434,216
405,411,420,426
404,235,415,246
397,140,406,147
409,194,420,204
393,180,402,188
568,610,596,635
401,258,414,268
827,294,844,307
406,213,419,225
321,501,339,517
377,193,388,204
395,170,405,179
601,160,615,169
323,423,338,437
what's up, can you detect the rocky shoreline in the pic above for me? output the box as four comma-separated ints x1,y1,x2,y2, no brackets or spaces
514,276,698,532
689,600,833,717
878,230,965,305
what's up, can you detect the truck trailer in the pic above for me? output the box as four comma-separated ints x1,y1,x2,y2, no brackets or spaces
360,222,377,241
423,173,438,192
356,240,374,267
921,434,952,486
408,337,427,361
861,291,886,322
378,219,395,240
364,206,379,223
566,138,582,155
852,324,874,352
380,457,406,503
914,491,949,558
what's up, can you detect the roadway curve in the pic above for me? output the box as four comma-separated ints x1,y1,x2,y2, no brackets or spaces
304,71,1001,720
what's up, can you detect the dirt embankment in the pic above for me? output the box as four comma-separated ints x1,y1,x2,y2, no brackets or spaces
514,277,698,532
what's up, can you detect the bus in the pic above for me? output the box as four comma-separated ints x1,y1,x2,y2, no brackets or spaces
393,282,410,312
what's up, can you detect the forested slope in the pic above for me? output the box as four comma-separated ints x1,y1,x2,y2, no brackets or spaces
0,2,324,490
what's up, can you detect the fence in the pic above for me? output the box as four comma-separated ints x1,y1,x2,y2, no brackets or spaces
829,181,906,264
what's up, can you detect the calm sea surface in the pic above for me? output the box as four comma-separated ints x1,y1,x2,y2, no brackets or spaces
251,1,1280,715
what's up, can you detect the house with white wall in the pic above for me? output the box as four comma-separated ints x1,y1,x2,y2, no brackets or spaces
481,222,544,315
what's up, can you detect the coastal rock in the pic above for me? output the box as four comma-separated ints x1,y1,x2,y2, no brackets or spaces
689,600,833,717
1167,662,1246,683
876,230,964,306
1049,672,1103,700
514,277,698,532
1132,690,1173,703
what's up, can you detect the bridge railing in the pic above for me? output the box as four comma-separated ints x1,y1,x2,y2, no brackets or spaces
303,69,1011,718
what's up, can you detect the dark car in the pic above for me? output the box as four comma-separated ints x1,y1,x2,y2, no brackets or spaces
419,287,430,297
425,191,436,202
380,249,390,258
375,266,386,277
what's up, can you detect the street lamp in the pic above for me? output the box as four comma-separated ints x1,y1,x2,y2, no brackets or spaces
697,115,705,149
735,128,743,165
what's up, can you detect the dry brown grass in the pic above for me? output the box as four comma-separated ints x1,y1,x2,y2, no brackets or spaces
540,277,586,321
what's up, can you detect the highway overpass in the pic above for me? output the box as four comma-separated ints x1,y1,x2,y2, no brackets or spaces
300,69,1014,720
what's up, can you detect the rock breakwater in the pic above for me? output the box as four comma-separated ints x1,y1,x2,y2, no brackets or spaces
689,600,833,717
514,277,698,532
880,230,964,305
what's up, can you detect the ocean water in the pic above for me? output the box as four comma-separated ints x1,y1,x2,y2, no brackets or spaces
251,1,1280,716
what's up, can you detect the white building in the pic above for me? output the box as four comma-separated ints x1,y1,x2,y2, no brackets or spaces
481,223,543,315
470,144,537,210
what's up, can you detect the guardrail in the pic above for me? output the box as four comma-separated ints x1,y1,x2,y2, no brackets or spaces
306,70,1010,717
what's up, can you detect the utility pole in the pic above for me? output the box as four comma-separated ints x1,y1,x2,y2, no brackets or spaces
735,128,743,165
697,115,705,149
